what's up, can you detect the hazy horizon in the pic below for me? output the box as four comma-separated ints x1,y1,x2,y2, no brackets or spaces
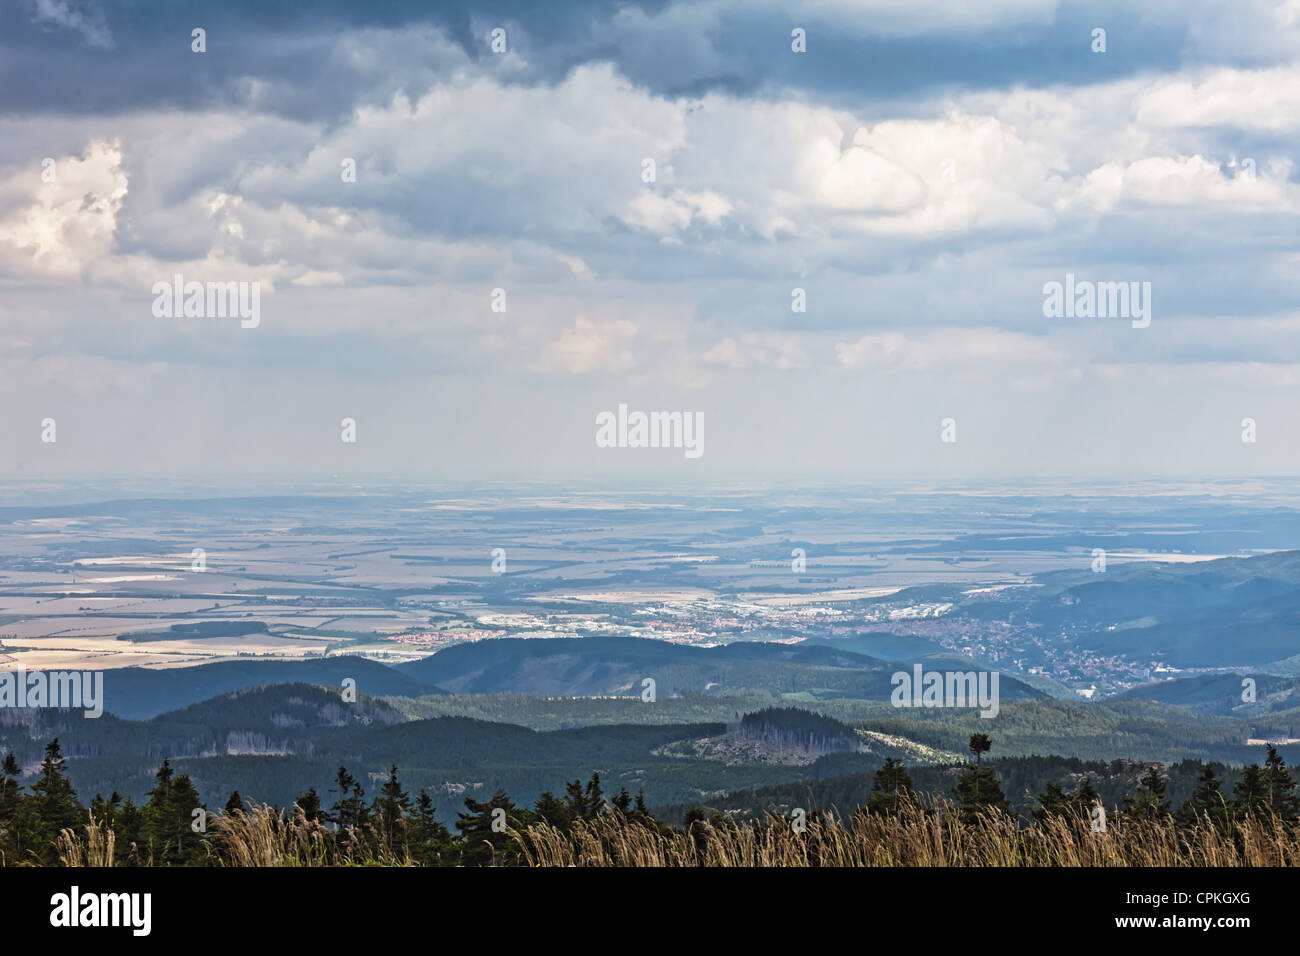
6,473,1300,511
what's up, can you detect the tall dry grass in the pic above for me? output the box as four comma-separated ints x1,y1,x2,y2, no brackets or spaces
515,803,1300,867
207,803,411,867
46,799,1300,867
54,815,116,867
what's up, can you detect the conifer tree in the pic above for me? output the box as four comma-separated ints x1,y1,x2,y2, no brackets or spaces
1232,763,1269,818
114,796,144,865
1177,763,1226,828
29,738,83,861
224,790,245,815
1263,745,1300,825
455,789,520,866
328,766,366,830
1032,780,1071,823
563,777,587,819
141,758,174,859
1122,765,1171,822
32,738,82,827
295,787,321,823
533,791,571,830
0,752,27,860
583,772,605,818
6,792,40,862
88,791,125,853
372,764,411,852
170,773,205,863
612,786,632,814
1072,775,1101,816
683,805,709,859
953,734,1009,822
0,753,20,823
563,774,606,820
143,761,204,864
629,789,658,830
411,789,450,865
867,757,914,814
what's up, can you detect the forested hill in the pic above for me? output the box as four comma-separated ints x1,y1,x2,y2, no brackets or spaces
96,657,434,719
395,634,1043,700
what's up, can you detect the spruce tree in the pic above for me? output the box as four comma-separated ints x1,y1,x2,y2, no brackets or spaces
143,761,204,864
630,790,657,830
533,791,571,830
1177,763,1226,828
6,792,40,863
612,786,632,814
953,734,1009,822
583,772,605,818
87,791,126,859
0,753,20,823
0,751,23,860
89,792,116,828
1122,765,1171,822
372,764,411,852
563,778,588,820
1072,775,1101,817
867,757,914,814
32,738,82,826
1263,745,1300,825
1032,780,1071,823
328,766,366,830
455,789,519,866
295,787,321,823
141,758,174,859
29,738,84,861
114,796,144,865
349,781,367,827
411,789,450,865
168,773,205,864
1232,763,1269,818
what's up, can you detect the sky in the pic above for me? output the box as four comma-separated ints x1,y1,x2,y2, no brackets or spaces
0,0,1298,486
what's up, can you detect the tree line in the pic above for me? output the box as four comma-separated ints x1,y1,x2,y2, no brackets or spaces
0,737,658,866
3,733,1298,865
865,733,1300,831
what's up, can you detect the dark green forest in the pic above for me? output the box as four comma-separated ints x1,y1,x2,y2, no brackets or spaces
5,731,1298,867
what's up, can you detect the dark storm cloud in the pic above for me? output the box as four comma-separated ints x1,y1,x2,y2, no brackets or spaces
1,0,1270,122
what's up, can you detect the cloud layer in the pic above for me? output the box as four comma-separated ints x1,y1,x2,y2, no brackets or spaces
1,0,1298,482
